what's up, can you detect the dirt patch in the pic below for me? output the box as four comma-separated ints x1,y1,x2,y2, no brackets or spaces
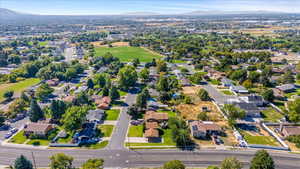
176,101,222,121
111,42,129,47
91,41,104,47
182,86,202,96
141,47,164,57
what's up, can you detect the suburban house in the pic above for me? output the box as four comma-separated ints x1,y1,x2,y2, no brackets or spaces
233,102,261,117
73,122,98,144
147,100,168,110
240,95,264,106
230,85,249,94
190,121,222,139
221,78,233,87
276,84,296,93
95,96,111,110
145,122,159,129
144,111,169,123
24,123,54,138
86,109,105,124
281,126,300,138
46,78,60,86
63,95,75,103
208,70,226,80
272,88,285,99
144,128,160,142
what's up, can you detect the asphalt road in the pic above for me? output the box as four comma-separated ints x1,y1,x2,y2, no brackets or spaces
0,147,300,168
200,83,238,104
106,93,137,150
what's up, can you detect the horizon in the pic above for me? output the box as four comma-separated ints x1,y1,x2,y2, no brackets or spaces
1,0,300,15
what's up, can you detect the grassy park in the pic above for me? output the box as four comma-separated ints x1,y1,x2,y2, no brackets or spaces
95,46,162,62
0,78,40,101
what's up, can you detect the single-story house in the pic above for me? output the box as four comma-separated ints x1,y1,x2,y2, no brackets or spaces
281,126,300,138
144,128,160,142
46,78,60,86
144,111,169,123
230,85,249,94
86,109,105,124
95,96,111,110
233,102,261,117
145,122,159,129
63,95,75,103
190,121,222,139
276,84,296,93
240,95,264,106
221,78,233,87
24,123,54,137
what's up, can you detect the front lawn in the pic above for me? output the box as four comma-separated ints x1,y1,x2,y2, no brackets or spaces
119,90,128,97
128,125,144,137
83,140,109,149
9,130,27,144
27,139,50,146
57,134,73,144
221,90,234,96
95,46,162,62
261,108,284,122
209,79,221,85
98,125,114,137
105,109,120,120
157,109,177,117
0,78,41,101
126,129,176,147
241,131,278,146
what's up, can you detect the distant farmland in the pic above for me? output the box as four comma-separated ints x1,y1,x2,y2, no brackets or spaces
95,46,162,62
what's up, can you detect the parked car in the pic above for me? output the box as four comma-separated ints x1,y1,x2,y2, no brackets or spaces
4,133,13,139
10,128,18,134
0,125,10,131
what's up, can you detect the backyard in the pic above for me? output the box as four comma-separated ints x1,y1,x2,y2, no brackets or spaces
95,46,162,62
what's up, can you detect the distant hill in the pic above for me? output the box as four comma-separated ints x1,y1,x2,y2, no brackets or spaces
122,12,161,16
183,10,287,15
0,8,34,19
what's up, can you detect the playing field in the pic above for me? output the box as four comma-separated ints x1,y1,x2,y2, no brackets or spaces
0,78,41,101
95,46,162,62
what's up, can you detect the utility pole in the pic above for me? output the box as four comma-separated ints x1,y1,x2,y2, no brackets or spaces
31,152,37,169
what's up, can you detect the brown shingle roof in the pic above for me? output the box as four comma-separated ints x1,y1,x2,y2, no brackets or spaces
190,121,222,132
144,111,168,121
283,126,300,136
144,128,159,138
145,122,159,129
24,123,53,133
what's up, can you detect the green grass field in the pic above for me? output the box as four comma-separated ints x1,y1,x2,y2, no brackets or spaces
261,108,284,122
105,109,120,120
241,131,279,146
0,78,40,101
95,46,162,62
128,125,144,137
9,131,27,144
83,140,109,149
221,90,235,96
99,125,114,137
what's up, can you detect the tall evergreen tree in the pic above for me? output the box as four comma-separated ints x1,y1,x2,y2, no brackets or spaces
250,150,274,169
109,86,120,100
87,79,94,89
28,99,44,122
14,155,33,169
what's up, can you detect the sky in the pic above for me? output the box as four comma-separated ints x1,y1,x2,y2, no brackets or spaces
1,0,300,15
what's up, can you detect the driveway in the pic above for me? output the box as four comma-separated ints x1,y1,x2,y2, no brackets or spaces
200,83,238,104
0,117,29,142
105,93,137,150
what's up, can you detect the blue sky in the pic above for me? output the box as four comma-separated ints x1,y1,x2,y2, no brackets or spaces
1,0,300,15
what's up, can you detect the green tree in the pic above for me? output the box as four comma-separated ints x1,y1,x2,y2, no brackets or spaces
82,158,104,169
49,100,67,120
157,60,167,72
35,83,54,100
198,89,210,101
198,112,209,121
4,90,14,100
61,106,88,132
221,157,242,169
287,98,300,122
109,86,120,100
136,90,148,109
132,58,140,67
139,68,150,82
28,99,44,122
163,160,185,169
94,73,107,88
250,150,274,169
7,99,27,118
190,72,203,84
0,114,5,127
282,70,295,84
102,86,109,96
87,79,94,89
262,89,274,102
49,153,73,169
118,66,138,90
14,155,33,169
20,92,30,105
127,104,142,119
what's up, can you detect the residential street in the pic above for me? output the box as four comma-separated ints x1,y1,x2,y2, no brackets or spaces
106,92,137,150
